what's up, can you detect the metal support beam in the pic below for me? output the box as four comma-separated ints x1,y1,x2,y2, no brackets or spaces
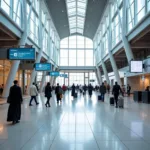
29,1,48,91
101,60,110,85
96,66,102,85
2,0,34,98
116,0,134,62
107,4,122,86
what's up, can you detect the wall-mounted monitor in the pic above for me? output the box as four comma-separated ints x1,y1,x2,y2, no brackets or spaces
35,63,51,71
8,48,35,60
60,74,68,78
50,71,60,76
130,61,143,73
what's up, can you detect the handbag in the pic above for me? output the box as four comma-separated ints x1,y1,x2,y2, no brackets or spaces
60,94,63,99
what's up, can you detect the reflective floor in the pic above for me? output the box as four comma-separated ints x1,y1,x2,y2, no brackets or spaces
0,91,150,150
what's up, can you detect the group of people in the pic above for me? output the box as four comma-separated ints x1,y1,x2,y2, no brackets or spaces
6,80,64,125
71,84,94,98
6,79,132,124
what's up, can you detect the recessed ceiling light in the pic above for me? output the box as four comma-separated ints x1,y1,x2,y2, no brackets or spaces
62,10,64,12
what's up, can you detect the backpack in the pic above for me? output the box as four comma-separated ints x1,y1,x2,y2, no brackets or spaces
58,87,63,95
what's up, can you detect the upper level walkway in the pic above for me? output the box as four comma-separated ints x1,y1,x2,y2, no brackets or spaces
0,91,150,150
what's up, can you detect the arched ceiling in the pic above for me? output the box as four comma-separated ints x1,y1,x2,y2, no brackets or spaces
46,0,107,40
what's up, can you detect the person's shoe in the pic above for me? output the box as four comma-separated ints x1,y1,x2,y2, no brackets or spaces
12,121,16,124
36,103,39,105
49,105,51,107
116,106,118,108
57,101,59,103
16,120,20,123
29,104,33,106
45,104,47,107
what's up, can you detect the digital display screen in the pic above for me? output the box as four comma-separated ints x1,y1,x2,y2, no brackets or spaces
35,63,51,71
60,74,68,78
8,48,35,60
130,61,143,73
50,72,60,76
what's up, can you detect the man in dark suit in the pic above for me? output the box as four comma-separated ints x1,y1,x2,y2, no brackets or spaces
7,80,23,124
100,82,106,101
55,83,62,103
127,84,131,96
112,82,122,108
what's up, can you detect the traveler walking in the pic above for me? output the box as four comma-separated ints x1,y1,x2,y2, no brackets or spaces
0,85,2,96
112,82,122,108
100,82,106,101
79,84,82,93
29,83,39,106
83,84,87,95
88,84,93,98
127,84,131,96
107,84,110,94
7,80,23,124
71,83,76,97
45,82,52,107
55,83,63,103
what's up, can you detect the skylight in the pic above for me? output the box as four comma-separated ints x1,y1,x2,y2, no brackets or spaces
66,0,87,35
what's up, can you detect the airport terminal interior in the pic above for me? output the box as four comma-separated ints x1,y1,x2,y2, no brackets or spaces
1,0,150,149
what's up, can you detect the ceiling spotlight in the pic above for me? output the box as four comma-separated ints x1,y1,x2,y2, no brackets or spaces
62,10,64,13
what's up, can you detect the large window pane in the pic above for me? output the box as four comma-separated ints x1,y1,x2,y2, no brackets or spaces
69,50,76,66
60,36,93,66
137,0,145,22
1,0,10,15
77,50,84,66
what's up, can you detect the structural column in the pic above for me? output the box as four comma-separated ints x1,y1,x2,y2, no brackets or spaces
96,66,102,85
101,60,110,84
29,1,47,89
109,52,122,85
22,70,26,94
40,71,47,93
116,0,134,62
2,0,33,97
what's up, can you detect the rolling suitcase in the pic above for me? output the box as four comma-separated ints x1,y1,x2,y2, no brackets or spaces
98,95,102,100
74,93,77,98
118,96,124,108
110,97,114,105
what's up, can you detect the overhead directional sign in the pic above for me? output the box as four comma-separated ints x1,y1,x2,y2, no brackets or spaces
35,63,51,71
60,74,68,78
8,48,35,60
50,71,60,76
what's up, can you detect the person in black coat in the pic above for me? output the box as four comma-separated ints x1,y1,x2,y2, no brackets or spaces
7,80,23,124
71,83,75,97
112,82,122,108
55,83,62,103
100,82,106,101
127,84,131,96
88,84,93,97
83,84,87,95
45,82,52,107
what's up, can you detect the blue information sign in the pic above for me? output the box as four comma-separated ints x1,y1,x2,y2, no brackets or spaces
50,72,60,76
8,48,35,60
35,63,51,71
60,74,68,78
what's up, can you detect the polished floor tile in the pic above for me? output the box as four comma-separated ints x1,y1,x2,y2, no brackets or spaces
0,91,150,150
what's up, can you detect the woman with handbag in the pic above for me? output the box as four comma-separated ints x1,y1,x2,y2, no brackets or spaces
45,82,52,107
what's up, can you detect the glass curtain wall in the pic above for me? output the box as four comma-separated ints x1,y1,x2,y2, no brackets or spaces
60,35,94,66
94,0,150,65
56,72,98,86
0,0,60,65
